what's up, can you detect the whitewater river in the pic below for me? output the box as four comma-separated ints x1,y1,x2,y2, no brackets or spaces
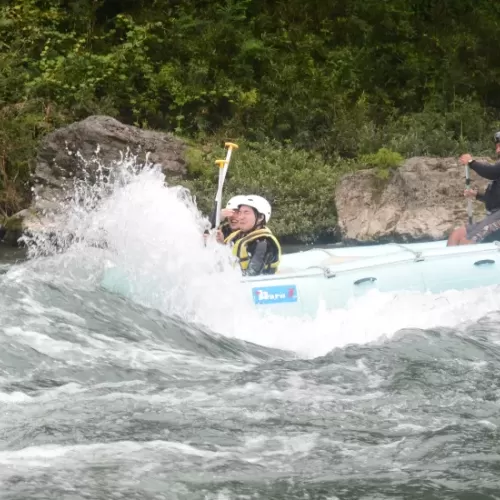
1,164,500,499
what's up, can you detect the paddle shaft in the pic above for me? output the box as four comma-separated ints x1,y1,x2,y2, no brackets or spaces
211,142,238,229
465,164,473,225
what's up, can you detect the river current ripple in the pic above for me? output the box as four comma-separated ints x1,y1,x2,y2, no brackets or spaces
1,246,500,499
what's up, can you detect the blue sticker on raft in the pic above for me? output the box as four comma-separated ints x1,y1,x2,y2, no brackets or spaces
252,285,298,305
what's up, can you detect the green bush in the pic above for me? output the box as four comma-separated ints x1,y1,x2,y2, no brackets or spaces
357,147,404,182
0,100,61,216
359,148,404,169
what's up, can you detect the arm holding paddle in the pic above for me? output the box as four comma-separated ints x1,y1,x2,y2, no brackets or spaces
460,154,500,181
448,135,500,246
459,152,500,210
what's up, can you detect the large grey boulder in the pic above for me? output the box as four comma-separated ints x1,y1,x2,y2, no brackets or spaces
32,115,187,213
335,156,491,243
2,114,189,246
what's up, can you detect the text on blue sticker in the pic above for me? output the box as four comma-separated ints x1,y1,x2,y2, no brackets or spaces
252,285,298,304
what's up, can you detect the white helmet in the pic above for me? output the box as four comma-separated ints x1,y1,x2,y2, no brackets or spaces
225,195,247,210
238,195,272,223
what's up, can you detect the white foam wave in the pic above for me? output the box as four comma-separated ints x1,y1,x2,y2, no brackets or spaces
10,155,500,358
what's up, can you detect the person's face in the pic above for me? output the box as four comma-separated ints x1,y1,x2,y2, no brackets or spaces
238,205,258,232
228,210,240,230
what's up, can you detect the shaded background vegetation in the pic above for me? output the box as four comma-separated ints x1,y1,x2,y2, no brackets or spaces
2,0,500,240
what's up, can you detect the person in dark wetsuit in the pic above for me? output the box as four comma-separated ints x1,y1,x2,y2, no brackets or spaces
225,195,281,276
448,131,500,245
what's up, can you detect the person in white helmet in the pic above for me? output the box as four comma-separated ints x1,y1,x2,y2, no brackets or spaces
225,195,281,276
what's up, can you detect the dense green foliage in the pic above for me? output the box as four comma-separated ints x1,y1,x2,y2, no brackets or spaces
184,139,354,241
2,0,500,239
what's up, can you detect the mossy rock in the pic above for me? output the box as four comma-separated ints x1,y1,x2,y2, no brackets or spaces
3,216,23,232
184,145,207,178
356,147,402,205
0,210,31,246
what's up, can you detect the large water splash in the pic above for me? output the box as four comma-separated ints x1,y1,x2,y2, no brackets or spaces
18,151,246,321
9,151,500,358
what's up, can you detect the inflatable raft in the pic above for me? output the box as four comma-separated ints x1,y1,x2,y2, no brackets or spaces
101,239,500,318
242,239,500,316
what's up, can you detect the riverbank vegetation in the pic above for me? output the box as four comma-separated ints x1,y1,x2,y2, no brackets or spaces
1,0,500,240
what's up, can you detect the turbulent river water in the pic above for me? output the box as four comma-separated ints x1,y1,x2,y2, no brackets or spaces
1,162,500,500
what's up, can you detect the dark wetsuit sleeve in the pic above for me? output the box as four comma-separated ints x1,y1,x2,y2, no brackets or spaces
476,191,487,203
243,239,268,276
220,222,232,240
468,160,500,181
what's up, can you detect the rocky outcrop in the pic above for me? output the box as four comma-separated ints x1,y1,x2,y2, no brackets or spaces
0,115,189,245
335,156,491,243
32,115,187,214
